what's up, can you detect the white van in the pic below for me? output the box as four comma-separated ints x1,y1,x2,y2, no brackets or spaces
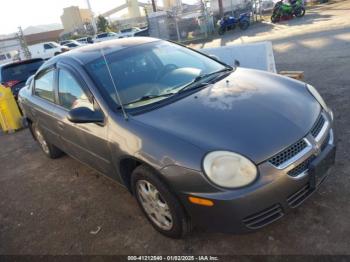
0,51,18,65
76,36,94,44
27,42,69,60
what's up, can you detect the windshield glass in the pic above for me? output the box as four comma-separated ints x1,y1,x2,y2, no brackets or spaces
85,40,228,109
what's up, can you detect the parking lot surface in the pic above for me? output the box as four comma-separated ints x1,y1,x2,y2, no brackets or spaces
1,0,350,255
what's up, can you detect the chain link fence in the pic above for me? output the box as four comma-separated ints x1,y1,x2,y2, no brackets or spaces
148,0,268,42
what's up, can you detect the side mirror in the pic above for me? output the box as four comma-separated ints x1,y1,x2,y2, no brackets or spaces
234,59,240,67
67,107,104,124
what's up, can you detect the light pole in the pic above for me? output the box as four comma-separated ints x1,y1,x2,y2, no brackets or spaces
86,0,98,34
151,0,157,12
218,0,223,17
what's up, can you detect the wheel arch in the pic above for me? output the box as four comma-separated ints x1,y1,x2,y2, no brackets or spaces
26,117,37,141
118,156,162,194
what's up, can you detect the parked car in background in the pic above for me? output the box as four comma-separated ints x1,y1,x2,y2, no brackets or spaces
0,58,44,99
26,42,70,60
134,27,149,37
59,40,72,46
94,32,120,43
118,27,142,38
62,40,86,49
19,38,336,238
76,36,94,44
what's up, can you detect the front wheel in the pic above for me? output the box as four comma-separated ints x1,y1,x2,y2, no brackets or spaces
239,20,250,30
218,26,226,35
131,165,191,238
294,7,305,17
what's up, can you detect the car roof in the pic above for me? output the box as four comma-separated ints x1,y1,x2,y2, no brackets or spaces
47,37,160,66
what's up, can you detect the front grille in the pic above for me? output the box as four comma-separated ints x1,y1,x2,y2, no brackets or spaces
287,155,315,177
268,139,307,167
243,204,284,229
311,114,325,138
287,183,313,208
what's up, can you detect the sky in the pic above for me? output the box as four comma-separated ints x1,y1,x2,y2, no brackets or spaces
0,0,197,35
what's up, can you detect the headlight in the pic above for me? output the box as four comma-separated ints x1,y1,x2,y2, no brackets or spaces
306,84,329,112
203,151,257,188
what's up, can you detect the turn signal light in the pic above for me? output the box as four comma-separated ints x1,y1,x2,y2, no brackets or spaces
188,196,214,207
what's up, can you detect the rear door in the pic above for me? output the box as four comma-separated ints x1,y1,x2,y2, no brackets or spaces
53,65,113,175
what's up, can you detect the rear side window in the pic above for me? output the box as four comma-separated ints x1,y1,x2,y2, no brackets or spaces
58,69,93,110
44,44,53,49
34,70,55,102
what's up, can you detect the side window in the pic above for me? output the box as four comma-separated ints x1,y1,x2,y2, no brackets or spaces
58,69,93,110
34,70,55,102
98,33,107,38
44,44,53,50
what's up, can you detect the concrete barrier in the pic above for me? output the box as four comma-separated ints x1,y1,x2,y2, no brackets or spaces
201,41,277,73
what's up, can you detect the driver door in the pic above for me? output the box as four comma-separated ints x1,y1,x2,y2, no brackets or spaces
54,66,113,175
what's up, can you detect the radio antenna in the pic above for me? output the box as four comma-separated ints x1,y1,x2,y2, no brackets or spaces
100,48,128,120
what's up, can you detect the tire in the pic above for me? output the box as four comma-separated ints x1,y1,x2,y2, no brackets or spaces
131,165,191,238
294,7,305,17
239,20,250,30
271,14,280,23
31,123,64,159
218,27,226,35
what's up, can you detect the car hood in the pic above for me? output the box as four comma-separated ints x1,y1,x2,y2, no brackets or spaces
133,68,321,164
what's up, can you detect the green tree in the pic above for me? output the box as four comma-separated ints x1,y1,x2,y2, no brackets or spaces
96,15,110,33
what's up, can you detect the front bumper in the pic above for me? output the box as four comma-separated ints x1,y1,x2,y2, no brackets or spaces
175,113,336,233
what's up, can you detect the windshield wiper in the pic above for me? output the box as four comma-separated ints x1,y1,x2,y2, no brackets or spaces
177,67,233,93
120,93,176,108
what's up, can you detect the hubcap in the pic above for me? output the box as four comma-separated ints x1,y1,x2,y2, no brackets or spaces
136,180,173,231
35,128,49,154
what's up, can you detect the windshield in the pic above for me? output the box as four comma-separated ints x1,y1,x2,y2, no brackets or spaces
2,60,44,82
85,40,228,109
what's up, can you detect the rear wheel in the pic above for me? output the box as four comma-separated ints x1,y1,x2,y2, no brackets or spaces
239,20,250,30
32,123,63,159
271,14,280,23
294,7,305,17
131,165,191,238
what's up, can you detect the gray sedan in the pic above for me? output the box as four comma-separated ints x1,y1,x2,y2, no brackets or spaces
18,37,336,238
